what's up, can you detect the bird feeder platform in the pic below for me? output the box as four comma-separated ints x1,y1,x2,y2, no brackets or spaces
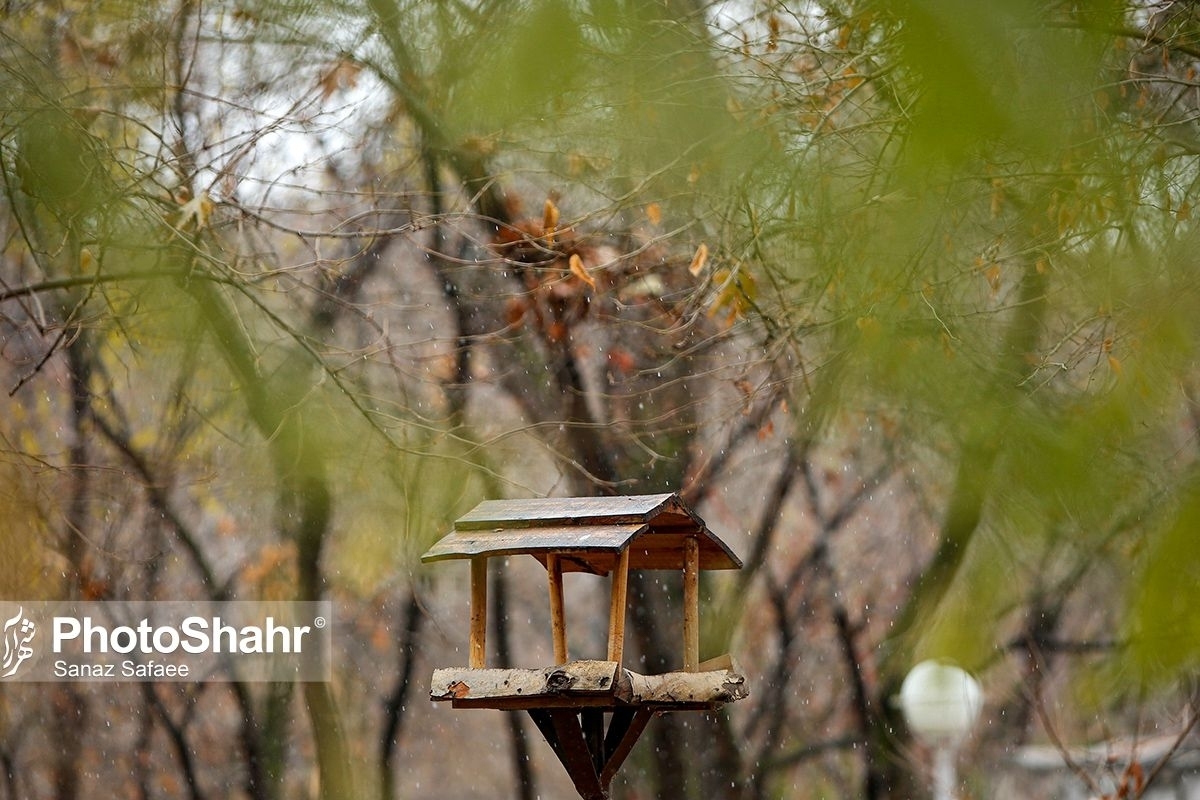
421,492,749,800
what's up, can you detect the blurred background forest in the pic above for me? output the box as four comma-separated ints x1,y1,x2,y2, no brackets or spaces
3,0,1200,798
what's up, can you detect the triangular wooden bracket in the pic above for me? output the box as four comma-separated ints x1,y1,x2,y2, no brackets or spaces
527,707,655,800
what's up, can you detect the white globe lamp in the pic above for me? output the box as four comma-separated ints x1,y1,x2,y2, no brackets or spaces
899,660,983,800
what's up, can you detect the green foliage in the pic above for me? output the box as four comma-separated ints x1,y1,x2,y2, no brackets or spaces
451,0,587,130
6,0,1200,795
1126,482,1200,686
716,0,1200,704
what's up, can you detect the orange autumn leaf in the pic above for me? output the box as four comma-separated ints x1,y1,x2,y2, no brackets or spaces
569,253,595,290
543,198,560,244
689,243,709,276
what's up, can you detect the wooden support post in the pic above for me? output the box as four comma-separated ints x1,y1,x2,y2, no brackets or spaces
683,535,700,672
539,709,607,800
582,709,605,776
599,708,654,787
606,548,629,664
528,707,656,800
469,556,488,669
547,553,568,664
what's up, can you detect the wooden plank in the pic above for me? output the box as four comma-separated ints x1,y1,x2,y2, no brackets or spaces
627,530,742,570
420,524,644,564
698,653,734,673
683,536,699,672
606,548,629,664
454,493,675,530
547,553,568,664
469,557,487,669
542,551,620,576
430,661,621,703
447,694,619,711
423,527,741,571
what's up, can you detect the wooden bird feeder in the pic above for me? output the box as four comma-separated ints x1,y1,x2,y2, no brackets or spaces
421,492,749,800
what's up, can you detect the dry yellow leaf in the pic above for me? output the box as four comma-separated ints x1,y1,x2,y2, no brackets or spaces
543,198,560,244
569,253,595,290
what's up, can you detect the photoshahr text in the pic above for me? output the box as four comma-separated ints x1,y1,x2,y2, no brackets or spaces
53,616,311,655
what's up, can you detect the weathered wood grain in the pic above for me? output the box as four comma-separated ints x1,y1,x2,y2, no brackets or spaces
420,492,742,573
430,660,622,706
454,494,677,530
430,661,749,710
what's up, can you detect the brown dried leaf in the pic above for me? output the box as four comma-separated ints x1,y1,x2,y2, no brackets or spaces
543,198,560,244
319,59,362,100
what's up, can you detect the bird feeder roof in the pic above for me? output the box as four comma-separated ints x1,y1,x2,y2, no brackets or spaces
420,493,742,575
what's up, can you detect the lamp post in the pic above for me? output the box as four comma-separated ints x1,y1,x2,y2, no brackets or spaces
899,660,983,800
